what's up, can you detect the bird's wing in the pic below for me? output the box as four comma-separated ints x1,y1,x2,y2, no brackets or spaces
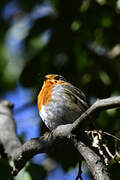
61,83,89,111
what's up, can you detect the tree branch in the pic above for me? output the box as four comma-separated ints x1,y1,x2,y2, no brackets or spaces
0,100,21,157
71,96,120,131
72,138,110,180
1,97,119,179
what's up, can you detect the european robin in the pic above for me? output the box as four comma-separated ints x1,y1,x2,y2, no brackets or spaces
37,74,89,131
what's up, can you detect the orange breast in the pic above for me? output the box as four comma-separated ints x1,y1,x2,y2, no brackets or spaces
38,81,53,111
37,80,67,112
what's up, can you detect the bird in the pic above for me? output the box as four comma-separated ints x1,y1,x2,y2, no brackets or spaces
37,74,89,131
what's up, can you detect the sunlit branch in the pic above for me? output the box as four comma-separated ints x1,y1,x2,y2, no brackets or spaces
1,97,120,179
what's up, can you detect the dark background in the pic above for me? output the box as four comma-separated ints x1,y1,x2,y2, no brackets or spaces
0,0,120,179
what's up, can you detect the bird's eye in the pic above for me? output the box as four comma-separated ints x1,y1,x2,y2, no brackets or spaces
54,76,60,80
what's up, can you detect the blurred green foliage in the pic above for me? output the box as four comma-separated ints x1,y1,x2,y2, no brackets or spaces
0,160,46,180
0,0,120,179
0,159,13,180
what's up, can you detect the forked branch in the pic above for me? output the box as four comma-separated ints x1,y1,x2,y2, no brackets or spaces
0,97,120,179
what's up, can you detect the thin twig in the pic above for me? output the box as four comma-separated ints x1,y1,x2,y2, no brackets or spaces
75,157,83,180
102,131,120,142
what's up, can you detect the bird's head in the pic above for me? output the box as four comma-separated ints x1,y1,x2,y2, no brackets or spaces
44,74,66,83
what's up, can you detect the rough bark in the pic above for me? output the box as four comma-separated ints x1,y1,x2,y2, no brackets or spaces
0,100,21,157
1,97,119,179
